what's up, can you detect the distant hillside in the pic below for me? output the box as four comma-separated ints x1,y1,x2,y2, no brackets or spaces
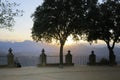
65,43,120,57
0,40,59,56
0,40,120,57
0,40,120,66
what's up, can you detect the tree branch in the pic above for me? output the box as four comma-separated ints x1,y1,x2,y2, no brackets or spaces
112,41,116,49
105,40,111,50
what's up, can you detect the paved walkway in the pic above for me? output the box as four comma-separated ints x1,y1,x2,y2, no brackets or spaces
0,65,120,80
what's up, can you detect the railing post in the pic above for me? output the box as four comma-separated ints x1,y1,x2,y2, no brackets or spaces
7,48,15,67
40,49,47,66
65,50,73,65
88,50,96,65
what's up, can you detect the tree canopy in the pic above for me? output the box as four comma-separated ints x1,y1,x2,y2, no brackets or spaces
32,0,87,66
32,0,85,43
32,0,120,65
0,0,23,30
85,0,120,65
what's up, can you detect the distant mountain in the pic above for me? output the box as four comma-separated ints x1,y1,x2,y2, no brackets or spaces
0,40,120,57
0,40,120,66
0,40,60,56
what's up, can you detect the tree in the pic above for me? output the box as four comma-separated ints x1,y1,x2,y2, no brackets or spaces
85,0,120,65
0,0,23,30
32,0,85,66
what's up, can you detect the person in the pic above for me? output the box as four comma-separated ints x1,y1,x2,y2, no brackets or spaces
14,57,21,68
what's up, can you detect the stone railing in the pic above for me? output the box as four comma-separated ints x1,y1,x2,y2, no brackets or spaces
0,48,21,68
38,49,74,67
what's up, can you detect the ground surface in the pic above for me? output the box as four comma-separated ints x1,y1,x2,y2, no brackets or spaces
0,65,120,80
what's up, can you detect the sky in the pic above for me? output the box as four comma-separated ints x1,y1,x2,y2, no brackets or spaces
0,0,103,44
0,0,43,42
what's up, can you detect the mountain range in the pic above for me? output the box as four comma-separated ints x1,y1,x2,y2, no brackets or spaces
0,40,120,66
0,40,120,57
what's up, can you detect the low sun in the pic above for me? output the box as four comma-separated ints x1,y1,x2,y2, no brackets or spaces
51,36,77,46
65,36,76,46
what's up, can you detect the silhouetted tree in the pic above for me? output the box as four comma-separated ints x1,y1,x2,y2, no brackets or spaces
85,0,120,65
0,0,23,30
32,0,86,66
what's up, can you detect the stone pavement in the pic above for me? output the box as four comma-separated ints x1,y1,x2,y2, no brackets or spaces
0,65,120,80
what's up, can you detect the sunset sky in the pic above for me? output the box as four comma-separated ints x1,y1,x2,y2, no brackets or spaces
0,0,43,42
0,0,103,45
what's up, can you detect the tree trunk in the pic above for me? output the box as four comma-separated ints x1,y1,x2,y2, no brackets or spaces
106,41,116,65
60,43,64,66
108,48,116,65
59,39,65,68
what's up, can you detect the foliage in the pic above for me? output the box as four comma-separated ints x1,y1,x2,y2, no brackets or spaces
86,0,120,46
99,58,109,65
32,0,120,65
84,0,120,64
0,0,23,30
32,0,86,44
32,0,87,65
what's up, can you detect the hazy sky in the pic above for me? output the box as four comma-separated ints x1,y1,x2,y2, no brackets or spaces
0,0,43,41
0,0,102,42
